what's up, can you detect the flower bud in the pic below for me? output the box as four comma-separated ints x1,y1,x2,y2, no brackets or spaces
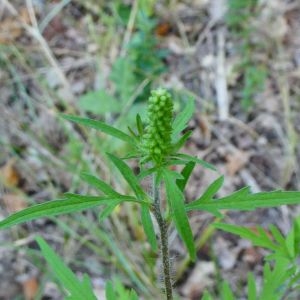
142,88,173,164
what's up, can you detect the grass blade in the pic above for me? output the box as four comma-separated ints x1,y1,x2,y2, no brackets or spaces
247,272,257,300
36,236,96,299
222,281,235,300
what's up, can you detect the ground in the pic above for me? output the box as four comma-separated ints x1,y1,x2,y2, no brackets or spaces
0,0,300,299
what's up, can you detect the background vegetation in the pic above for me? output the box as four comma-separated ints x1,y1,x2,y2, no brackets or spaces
0,0,300,299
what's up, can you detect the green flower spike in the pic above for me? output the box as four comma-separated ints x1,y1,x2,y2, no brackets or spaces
142,88,174,165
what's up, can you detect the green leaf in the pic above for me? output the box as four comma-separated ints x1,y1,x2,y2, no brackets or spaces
163,169,196,261
105,281,115,300
127,125,136,137
62,115,134,145
80,172,121,196
286,216,300,259
176,161,196,191
136,114,144,136
78,89,121,114
260,260,292,300
172,97,195,139
186,190,300,213
172,130,192,153
0,195,135,229
98,202,119,222
137,166,159,181
107,153,148,201
269,225,286,247
213,223,277,251
201,290,214,300
141,204,157,251
164,159,194,168
110,57,138,103
222,281,235,300
172,153,217,171
36,236,96,300
197,176,224,202
247,272,257,300
105,278,139,300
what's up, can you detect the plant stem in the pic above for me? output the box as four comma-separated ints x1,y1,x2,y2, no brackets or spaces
152,175,173,300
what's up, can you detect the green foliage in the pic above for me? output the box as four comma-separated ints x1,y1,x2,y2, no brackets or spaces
226,0,266,112
107,153,148,201
163,168,196,261
212,216,300,299
226,0,259,30
215,216,300,263
78,90,121,114
80,172,121,196
79,2,167,119
141,203,158,251
186,186,300,217
110,57,138,104
176,161,196,192
62,114,134,145
0,194,138,229
105,278,138,300
171,96,195,140
247,272,257,300
241,65,267,111
124,10,167,100
1,88,300,299
36,237,97,299
172,153,216,171
221,281,235,300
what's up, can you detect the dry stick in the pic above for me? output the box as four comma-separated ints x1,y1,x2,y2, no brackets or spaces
152,175,173,300
4,0,74,102
216,28,229,120
120,0,138,57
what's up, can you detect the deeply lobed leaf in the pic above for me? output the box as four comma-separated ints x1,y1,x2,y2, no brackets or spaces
187,190,300,214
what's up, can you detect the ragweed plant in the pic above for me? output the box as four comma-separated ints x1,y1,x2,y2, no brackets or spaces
1,88,300,299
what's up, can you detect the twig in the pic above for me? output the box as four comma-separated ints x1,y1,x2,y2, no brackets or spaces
216,28,229,120
120,0,138,57
3,0,74,102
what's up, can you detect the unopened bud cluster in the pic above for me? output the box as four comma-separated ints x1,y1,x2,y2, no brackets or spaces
142,88,173,164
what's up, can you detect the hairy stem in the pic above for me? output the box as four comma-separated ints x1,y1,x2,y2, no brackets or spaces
152,175,173,300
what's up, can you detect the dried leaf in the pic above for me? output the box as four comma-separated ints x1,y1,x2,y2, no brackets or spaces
0,159,21,187
226,150,250,176
22,277,39,300
0,8,30,44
